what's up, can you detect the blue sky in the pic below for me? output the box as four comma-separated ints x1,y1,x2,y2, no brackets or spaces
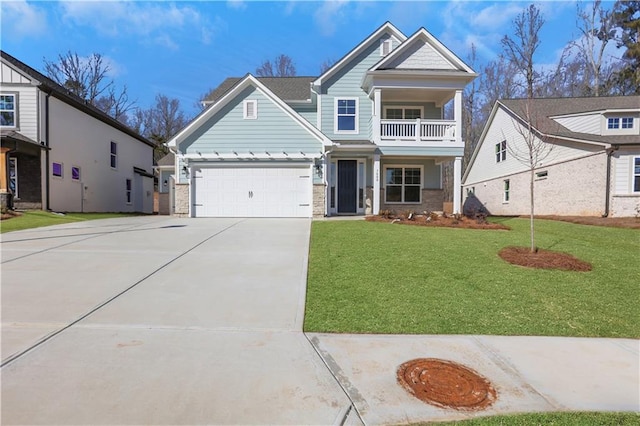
1,1,620,118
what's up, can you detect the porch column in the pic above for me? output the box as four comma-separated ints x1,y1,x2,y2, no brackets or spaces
324,152,330,216
453,156,462,214
0,147,9,192
454,90,462,144
373,153,380,215
373,89,381,143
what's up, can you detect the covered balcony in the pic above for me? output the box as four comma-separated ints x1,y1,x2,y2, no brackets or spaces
380,118,456,143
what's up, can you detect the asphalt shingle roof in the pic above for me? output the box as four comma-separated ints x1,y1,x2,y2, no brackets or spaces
205,76,316,103
500,96,640,146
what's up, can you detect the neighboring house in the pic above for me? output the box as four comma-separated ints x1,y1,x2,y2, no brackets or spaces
462,96,640,217
167,22,477,218
155,151,175,215
0,51,155,213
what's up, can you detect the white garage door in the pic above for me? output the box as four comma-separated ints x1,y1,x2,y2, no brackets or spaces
193,165,312,218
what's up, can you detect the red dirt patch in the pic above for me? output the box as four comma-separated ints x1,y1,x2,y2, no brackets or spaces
366,214,510,230
1,211,22,221
397,358,497,411
499,246,592,271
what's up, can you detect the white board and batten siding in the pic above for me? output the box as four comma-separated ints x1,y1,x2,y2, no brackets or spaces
385,40,457,70
1,62,39,142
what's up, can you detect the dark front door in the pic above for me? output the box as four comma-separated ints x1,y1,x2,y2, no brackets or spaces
337,160,357,213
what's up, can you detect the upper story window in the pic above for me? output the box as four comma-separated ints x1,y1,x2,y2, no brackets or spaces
380,39,393,56
110,141,117,169
384,107,422,120
0,94,17,128
608,117,635,130
335,98,358,133
243,100,257,119
496,141,507,162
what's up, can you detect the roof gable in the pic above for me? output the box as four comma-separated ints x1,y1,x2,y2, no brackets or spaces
371,28,475,73
313,22,406,86
204,76,315,104
168,74,331,149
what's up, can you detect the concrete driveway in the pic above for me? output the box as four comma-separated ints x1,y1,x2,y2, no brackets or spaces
1,217,353,425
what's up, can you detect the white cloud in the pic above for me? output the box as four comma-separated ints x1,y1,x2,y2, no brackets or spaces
314,0,350,37
227,0,246,11
0,0,48,38
59,1,222,48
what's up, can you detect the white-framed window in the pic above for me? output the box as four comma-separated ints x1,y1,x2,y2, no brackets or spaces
0,93,17,128
125,178,132,204
9,157,17,197
384,165,422,203
52,162,63,178
71,166,81,181
608,117,635,130
384,106,423,120
503,179,510,203
110,141,117,169
634,157,640,193
335,98,358,133
243,100,257,119
380,39,393,56
536,170,548,179
496,140,507,162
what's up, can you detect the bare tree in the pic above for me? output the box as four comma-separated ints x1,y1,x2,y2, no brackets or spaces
504,100,555,252
256,54,296,77
94,85,136,124
320,58,336,73
501,4,545,99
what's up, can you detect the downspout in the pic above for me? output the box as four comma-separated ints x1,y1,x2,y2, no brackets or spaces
44,92,51,211
603,145,619,218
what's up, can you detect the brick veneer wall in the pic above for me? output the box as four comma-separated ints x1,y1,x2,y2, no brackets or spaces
380,189,444,214
312,184,325,218
173,183,189,216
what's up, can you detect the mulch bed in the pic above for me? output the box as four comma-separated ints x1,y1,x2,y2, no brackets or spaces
499,246,592,272
1,210,22,221
366,214,510,230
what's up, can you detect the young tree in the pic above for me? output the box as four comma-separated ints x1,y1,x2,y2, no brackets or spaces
256,54,296,77
504,100,555,252
609,0,640,93
501,4,545,98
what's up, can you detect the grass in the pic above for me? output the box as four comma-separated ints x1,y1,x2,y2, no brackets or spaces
0,210,140,233
433,411,640,425
304,218,640,338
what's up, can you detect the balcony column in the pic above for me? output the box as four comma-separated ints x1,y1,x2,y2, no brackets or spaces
373,88,381,143
453,156,462,214
373,154,380,215
454,89,462,144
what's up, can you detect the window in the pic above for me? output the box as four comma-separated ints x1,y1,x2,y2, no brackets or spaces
384,107,422,120
335,98,358,133
608,117,634,130
243,100,257,119
71,166,81,181
380,39,393,56
110,141,117,169
126,178,132,204
536,170,548,179
384,166,422,203
503,179,510,203
496,141,507,162
0,94,16,128
634,157,640,193
52,162,63,178
9,157,17,197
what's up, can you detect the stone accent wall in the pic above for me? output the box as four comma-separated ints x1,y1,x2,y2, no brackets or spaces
380,189,444,214
463,153,607,216
611,195,640,217
158,192,171,215
313,184,325,218
173,183,189,217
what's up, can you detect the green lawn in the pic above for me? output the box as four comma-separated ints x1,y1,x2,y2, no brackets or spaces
0,210,140,234
304,218,639,338
434,411,640,425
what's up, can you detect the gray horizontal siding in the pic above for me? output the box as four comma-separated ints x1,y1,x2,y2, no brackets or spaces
381,158,441,188
382,101,441,119
182,86,323,155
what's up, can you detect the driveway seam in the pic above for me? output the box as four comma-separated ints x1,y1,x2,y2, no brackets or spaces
1,219,245,368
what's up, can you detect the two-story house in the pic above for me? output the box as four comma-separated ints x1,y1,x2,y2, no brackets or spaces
462,96,640,217
166,22,477,218
0,51,155,213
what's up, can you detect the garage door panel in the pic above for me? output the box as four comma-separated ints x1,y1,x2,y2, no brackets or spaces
193,166,312,218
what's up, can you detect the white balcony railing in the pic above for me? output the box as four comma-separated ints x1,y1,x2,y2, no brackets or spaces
380,119,456,142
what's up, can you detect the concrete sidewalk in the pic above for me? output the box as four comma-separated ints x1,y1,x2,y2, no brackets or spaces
309,333,640,425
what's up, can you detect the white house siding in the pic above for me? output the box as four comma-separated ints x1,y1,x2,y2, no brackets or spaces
47,97,153,213
320,33,397,140
611,150,640,217
464,152,607,216
1,62,32,84
0,84,38,142
385,39,456,70
553,113,600,135
464,107,603,185
181,86,323,156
